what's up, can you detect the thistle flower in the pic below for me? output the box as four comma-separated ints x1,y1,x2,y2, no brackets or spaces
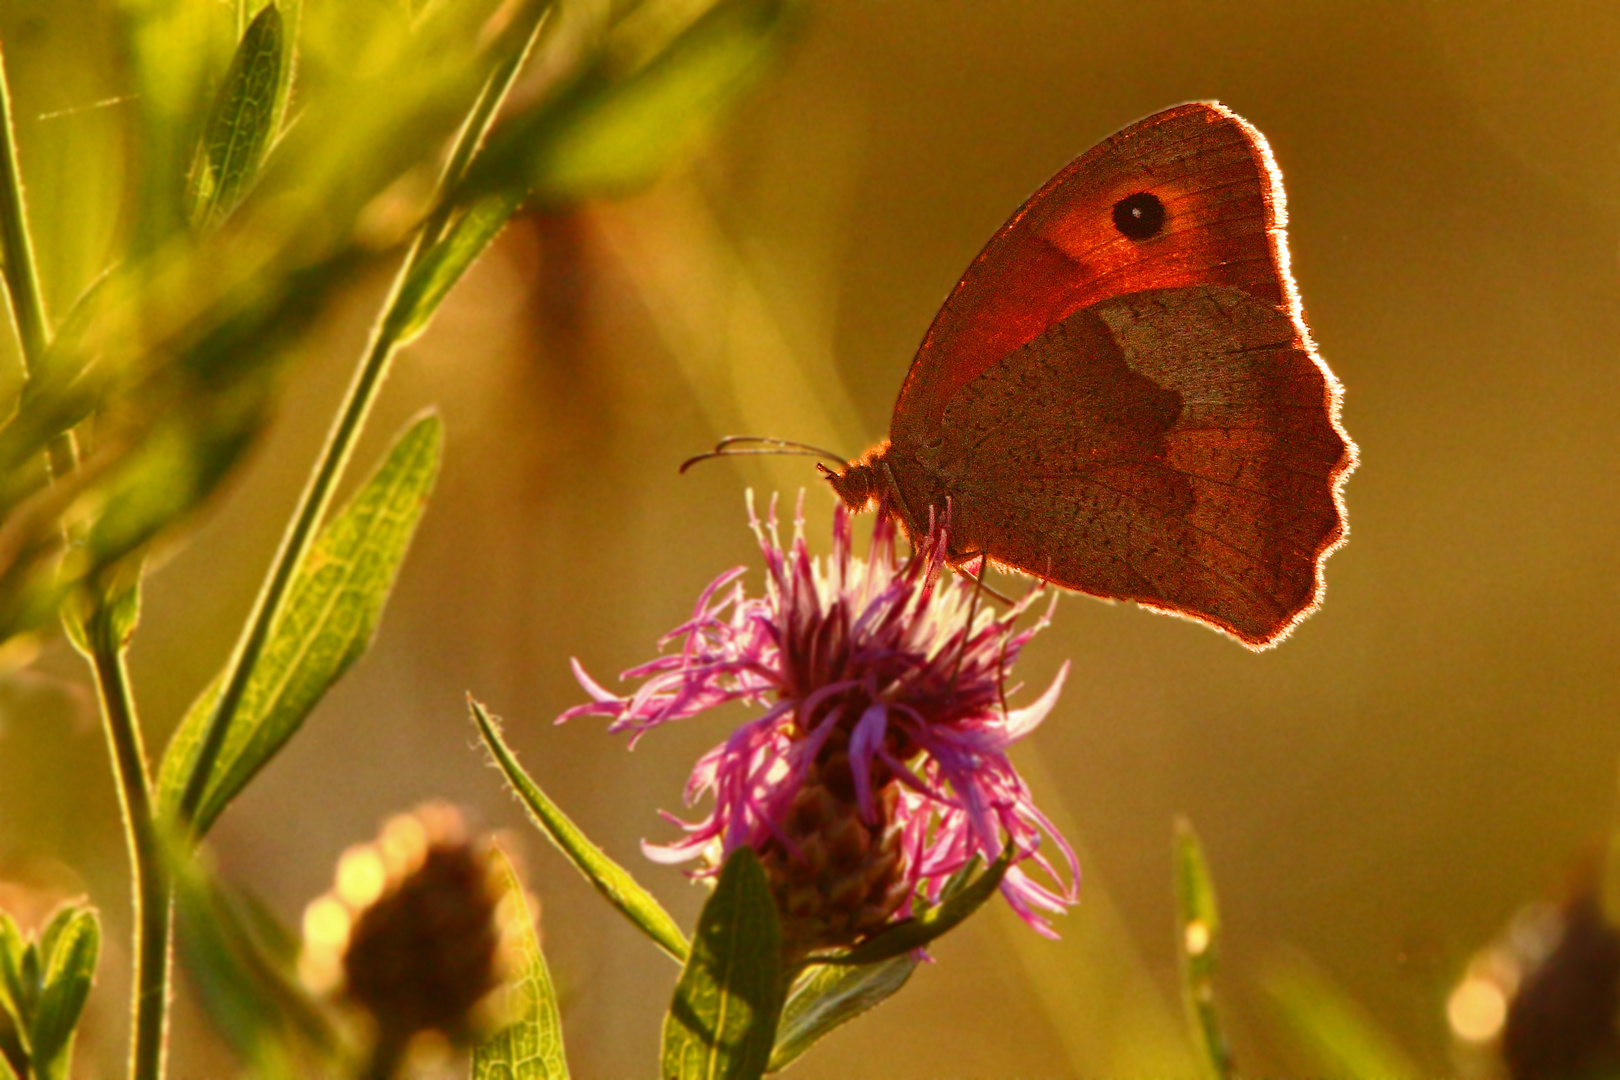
560,495,1078,956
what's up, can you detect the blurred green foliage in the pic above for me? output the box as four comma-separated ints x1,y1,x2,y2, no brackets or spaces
0,0,794,654
166,836,338,1077
0,903,101,1080
1173,819,1233,1080
0,0,796,1074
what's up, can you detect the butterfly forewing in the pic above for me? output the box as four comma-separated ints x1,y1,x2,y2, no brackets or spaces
892,102,1291,446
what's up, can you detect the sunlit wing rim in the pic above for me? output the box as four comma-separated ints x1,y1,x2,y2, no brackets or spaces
1209,101,1360,651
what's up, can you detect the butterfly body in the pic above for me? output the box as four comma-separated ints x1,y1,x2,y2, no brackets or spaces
827,102,1355,649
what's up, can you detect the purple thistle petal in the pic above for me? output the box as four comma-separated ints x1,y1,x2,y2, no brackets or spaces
557,495,1080,945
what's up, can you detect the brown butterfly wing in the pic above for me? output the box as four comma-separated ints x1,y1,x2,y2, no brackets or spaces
929,284,1348,647
863,100,1354,647
890,102,1298,450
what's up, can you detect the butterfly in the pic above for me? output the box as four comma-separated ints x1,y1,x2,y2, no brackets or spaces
823,102,1356,650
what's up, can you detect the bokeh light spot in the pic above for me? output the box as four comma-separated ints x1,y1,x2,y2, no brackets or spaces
1448,976,1507,1043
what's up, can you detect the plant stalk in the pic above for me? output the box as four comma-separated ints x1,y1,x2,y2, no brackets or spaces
172,238,421,827
89,616,171,1080
175,0,550,828
0,42,46,370
0,41,76,477
3,39,169,1080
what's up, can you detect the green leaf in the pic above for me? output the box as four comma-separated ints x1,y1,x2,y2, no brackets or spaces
766,955,915,1072
469,698,690,964
825,844,1014,968
661,848,783,1080
0,1024,20,1080
0,913,25,1013
124,0,235,250
188,3,286,225
1260,952,1422,1079
12,940,39,1033
157,414,443,835
167,835,337,1073
386,191,523,346
0,913,27,1060
472,847,569,1080
1173,818,1232,1080
381,4,550,346
467,0,792,204
27,907,99,1080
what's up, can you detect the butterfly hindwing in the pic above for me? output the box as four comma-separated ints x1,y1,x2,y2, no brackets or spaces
928,284,1347,647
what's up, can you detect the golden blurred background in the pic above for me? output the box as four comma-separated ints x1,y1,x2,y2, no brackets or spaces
2,0,1619,1074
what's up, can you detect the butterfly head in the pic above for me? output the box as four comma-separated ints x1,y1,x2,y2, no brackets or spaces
822,461,878,513
822,444,895,516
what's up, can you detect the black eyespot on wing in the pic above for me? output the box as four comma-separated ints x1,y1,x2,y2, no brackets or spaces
1112,192,1165,240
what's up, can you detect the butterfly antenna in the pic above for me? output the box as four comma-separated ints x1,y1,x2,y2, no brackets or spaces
678,436,847,474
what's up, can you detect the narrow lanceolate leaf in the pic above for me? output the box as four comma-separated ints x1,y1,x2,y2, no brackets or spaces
27,906,99,1080
166,835,337,1072
828,844,1014,968
387,191,523,346
0,914,28,1075
157,414,443,835
0,912,25,1029
384,3,548,346
472,847,569,1080
662,849,783,1080
465,0,792,205
1174,818,1232,1080
189,3,285,224
767,955,916,1072
0,1020,22,1080
469,698,690,964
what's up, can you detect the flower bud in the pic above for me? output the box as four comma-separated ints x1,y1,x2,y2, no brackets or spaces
301,804,513,1075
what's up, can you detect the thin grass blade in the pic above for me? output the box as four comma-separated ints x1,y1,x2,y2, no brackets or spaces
469,697,690,964
1173,817,1233,1080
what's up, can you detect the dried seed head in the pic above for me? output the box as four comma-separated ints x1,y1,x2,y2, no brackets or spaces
301,804,519,1069
1501,890,1620,1079
1447,868,1620,1079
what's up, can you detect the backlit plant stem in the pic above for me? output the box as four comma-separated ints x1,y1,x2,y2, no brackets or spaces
90,612,171,1080
0,45,46,374
172,246,420,825
174,4,548,827
2,40,170,1080
0,43,75,478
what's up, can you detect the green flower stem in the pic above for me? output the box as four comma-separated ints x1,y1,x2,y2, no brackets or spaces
0,40,47,374
174,2,547,828
0,40,74,478
89,614,171,1080
173,248,419,826
3,37,167,1080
